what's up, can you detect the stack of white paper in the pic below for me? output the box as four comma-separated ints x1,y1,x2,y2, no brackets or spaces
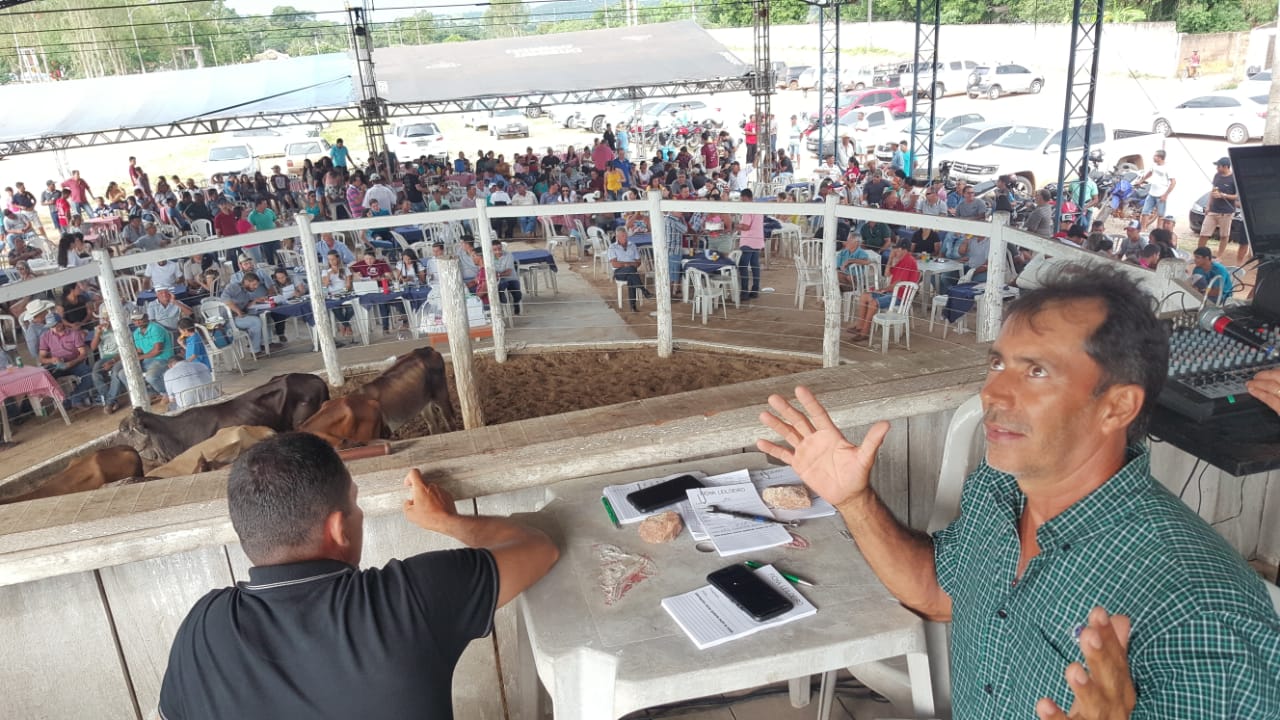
662,565,818,649
686,484,793,556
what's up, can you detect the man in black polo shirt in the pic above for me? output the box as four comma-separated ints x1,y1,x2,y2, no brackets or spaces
157,432,559,719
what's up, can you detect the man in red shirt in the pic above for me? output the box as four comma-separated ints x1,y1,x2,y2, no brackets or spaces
847,240,921,339
61,170,93,217
212,201,239,238
701,134,719,170
349,249,395,333
743,114,758,165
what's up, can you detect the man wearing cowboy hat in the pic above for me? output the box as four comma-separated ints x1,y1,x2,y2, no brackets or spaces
37,307,95,409
19,298,58,361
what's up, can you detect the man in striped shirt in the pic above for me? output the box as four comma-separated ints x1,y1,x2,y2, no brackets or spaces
758,264,1280,719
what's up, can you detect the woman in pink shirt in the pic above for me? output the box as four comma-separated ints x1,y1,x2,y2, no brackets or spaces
735,188,766,299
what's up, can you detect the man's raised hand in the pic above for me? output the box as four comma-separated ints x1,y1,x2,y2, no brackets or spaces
1036,607,1135,720
756,386,890,508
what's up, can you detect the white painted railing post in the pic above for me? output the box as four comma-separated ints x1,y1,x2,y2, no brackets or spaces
296,215,343,387
474,202,507,363
649,191,673,358
437,256,484,430
979,211,1011,344
821,194,841,368
93,249,149,409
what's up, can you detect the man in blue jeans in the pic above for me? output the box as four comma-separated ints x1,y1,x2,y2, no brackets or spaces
736,189,765,300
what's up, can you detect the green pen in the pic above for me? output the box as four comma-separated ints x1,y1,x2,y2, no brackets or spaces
601,496,621,529
744,560,816,588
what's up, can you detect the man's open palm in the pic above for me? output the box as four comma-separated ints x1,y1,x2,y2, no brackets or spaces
757,386,890,508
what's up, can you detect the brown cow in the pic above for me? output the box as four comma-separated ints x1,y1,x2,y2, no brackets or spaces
355,347,454,431
119,373,329,464
298,396,388,448
0,446,144,504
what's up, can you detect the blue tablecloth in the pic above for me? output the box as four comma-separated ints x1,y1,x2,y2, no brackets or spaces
356,285,432,309
270,296,350,325
682,254,734,274
394,226,425,244
136,287,191,304
513,249,558,272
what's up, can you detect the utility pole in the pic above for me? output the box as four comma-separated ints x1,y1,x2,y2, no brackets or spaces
1266,3,1280,144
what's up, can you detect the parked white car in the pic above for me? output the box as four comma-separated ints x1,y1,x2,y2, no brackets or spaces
871,112,987,163
488,108,530,139
205,143,258,179
283,138,331,176
633,98,724,130
928,121,1018,166
385,119,447,156
225,127,318,157
1152,91,1268,145
966,63,1045,99
900,59,982,97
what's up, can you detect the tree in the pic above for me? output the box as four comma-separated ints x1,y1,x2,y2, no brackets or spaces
485,0,529,39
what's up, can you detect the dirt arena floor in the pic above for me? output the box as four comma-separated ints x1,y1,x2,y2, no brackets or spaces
340,348,817,438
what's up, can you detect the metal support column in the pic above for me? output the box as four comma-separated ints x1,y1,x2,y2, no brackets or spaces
908,0,941,179
815,0,841,166
347,1,392,177
752,0,774,184
1054,0,1106,230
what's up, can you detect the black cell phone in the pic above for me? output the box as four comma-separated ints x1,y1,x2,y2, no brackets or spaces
625,474,704,513
707,564,794,622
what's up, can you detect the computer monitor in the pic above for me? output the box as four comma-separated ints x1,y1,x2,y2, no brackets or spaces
1228,145,1280,259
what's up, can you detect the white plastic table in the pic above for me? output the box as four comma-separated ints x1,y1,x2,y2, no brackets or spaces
516,454,935,720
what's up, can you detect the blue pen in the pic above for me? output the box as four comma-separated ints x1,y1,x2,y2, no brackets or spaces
707,504,800,528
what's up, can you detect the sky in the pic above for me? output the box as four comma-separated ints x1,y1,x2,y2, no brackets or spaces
223,0,506,22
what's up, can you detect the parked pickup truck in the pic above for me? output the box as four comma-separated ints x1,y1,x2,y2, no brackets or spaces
944,122,1162,195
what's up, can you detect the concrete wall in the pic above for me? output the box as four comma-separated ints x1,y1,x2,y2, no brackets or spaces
1176,30,1252,77
710,21,1183,77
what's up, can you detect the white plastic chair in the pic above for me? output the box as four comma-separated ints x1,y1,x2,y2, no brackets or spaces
116,275,145,304
194,323,243,379
588,227,612,276
868,281,920,352
794,239,826,310
168,380,223,412
276,249,304,270
173,234,204,245
191,219,214,238
840,263,880,322
0,313,18,353
929,268,976,337
199,299,257,366
770,225,802,268
687,268,727,325
539,216,573,260
856,394,984,717
709,249,742,309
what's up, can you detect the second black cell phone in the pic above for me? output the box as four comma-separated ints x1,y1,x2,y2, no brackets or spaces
625,474,704,513
706,564,794,622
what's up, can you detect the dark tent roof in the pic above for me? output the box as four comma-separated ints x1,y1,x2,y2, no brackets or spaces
374,21,748,106
0,53,355,145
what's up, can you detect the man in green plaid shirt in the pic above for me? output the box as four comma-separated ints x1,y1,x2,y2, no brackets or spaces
759,265,1280,718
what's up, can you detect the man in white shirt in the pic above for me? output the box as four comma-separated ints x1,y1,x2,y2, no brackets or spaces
728,162,751,192
145,258,185,291
510,183,538,236
1138,150,1175,231
488,184,513,239
163,356,219,410
364,174,398,213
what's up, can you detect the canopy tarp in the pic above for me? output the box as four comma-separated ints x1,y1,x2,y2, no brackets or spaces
0,53,355,144
374,21,748,106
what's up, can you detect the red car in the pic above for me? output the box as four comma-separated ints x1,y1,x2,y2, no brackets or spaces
805,88,908,137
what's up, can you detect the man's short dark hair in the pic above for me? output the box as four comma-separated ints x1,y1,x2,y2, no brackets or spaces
1005,264,1168,444
227,432,352,561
